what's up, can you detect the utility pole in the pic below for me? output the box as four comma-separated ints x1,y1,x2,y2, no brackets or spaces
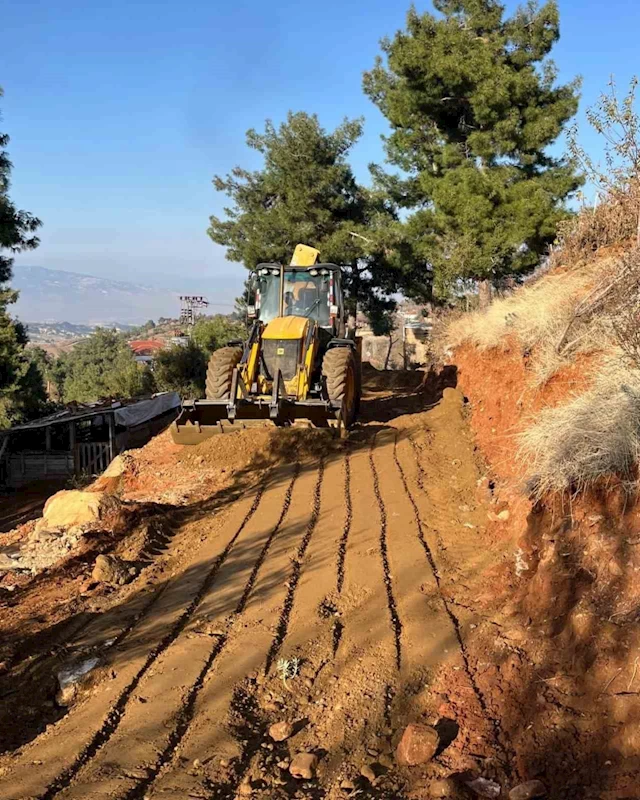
179,296,209,335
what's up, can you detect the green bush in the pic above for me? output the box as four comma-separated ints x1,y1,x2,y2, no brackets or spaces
153,340,207,398
191,315,244,354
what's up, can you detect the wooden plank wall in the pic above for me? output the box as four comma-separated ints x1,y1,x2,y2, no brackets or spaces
6,451,75,488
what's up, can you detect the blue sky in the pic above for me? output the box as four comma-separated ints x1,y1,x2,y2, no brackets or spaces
2,0,640,312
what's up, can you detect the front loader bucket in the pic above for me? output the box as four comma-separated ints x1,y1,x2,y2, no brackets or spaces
170,396,342,445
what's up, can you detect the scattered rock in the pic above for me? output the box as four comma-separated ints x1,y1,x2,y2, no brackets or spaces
430,778,464,798
237,778,253,796
378,753,394,769
123,767,151,780
340,778,356,791
37,490,122,534
92,554,135,585
360,764,377,783
102,455,127,479
466,776,502,798
0,551,21,572
488,509,510,523
395,723,439,766
56,656,100,706
269,720,294,741
289,753,318,780
509,780,547,800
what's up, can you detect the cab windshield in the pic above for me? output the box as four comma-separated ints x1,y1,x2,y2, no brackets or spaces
257,269,331,325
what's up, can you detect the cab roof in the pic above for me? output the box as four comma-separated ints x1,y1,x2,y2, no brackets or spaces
255,262,341,272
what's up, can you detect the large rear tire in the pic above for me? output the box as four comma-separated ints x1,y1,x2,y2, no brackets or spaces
205,346,243,400
322,347,357,428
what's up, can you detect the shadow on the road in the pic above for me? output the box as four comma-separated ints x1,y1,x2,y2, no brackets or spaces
358,364,458,424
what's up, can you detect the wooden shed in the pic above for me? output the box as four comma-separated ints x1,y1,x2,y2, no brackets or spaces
0,393,180,488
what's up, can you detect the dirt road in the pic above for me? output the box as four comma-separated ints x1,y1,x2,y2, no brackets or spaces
0,368,511,799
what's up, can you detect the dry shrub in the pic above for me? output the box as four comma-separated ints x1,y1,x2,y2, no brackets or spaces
553,183,640,267
518,358,640,498
447,259,614,383
608,246,640,367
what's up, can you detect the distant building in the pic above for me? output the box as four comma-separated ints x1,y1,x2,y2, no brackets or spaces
168,336,189,348
128,339,165,364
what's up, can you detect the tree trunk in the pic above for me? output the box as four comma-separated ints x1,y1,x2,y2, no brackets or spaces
478,279,493,311
347,262,361,336
384,334,394,370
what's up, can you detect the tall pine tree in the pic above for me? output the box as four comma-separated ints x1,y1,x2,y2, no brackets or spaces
0,87,44,426
364,0,582,300
208,111,405,322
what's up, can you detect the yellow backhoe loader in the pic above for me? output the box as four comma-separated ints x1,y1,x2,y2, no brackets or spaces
170,245,361,444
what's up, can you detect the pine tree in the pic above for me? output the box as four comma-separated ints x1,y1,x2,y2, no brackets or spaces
363,0,582,300
0,87,44,425
208,111,405,321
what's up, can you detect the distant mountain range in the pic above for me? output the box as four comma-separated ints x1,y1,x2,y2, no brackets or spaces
11,265,180,325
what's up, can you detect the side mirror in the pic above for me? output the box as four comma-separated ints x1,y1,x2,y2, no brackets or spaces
247,305,257,319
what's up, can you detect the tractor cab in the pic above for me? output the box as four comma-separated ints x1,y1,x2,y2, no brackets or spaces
249,263,344,337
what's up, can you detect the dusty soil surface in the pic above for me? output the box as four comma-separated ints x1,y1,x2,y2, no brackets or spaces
2,362,628,800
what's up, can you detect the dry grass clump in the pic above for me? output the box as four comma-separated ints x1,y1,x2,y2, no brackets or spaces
518,359,640,498
553,183,640,268
447,259,615,384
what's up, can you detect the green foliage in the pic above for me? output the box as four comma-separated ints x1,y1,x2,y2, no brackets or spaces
58,328,154,403
363,0,582,297
0,87,47,427
208,111,407,319
153,340,207,398
191,314,245,354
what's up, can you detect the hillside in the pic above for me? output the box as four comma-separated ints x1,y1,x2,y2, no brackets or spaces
12,265,180,325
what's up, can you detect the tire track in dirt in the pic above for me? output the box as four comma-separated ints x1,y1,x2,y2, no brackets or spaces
118,468,302,800
393,433,513,775
136,462,322,800
216,460,329,799
265,458,324,674
332,446,352,655
260,440,400,793
59,467,301,800
369,434,403,669
336,445,352,595
32,480,268,800
407,431,453,565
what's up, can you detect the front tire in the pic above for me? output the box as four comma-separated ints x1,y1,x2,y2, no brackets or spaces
322,347,357,428
205,346,243,400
